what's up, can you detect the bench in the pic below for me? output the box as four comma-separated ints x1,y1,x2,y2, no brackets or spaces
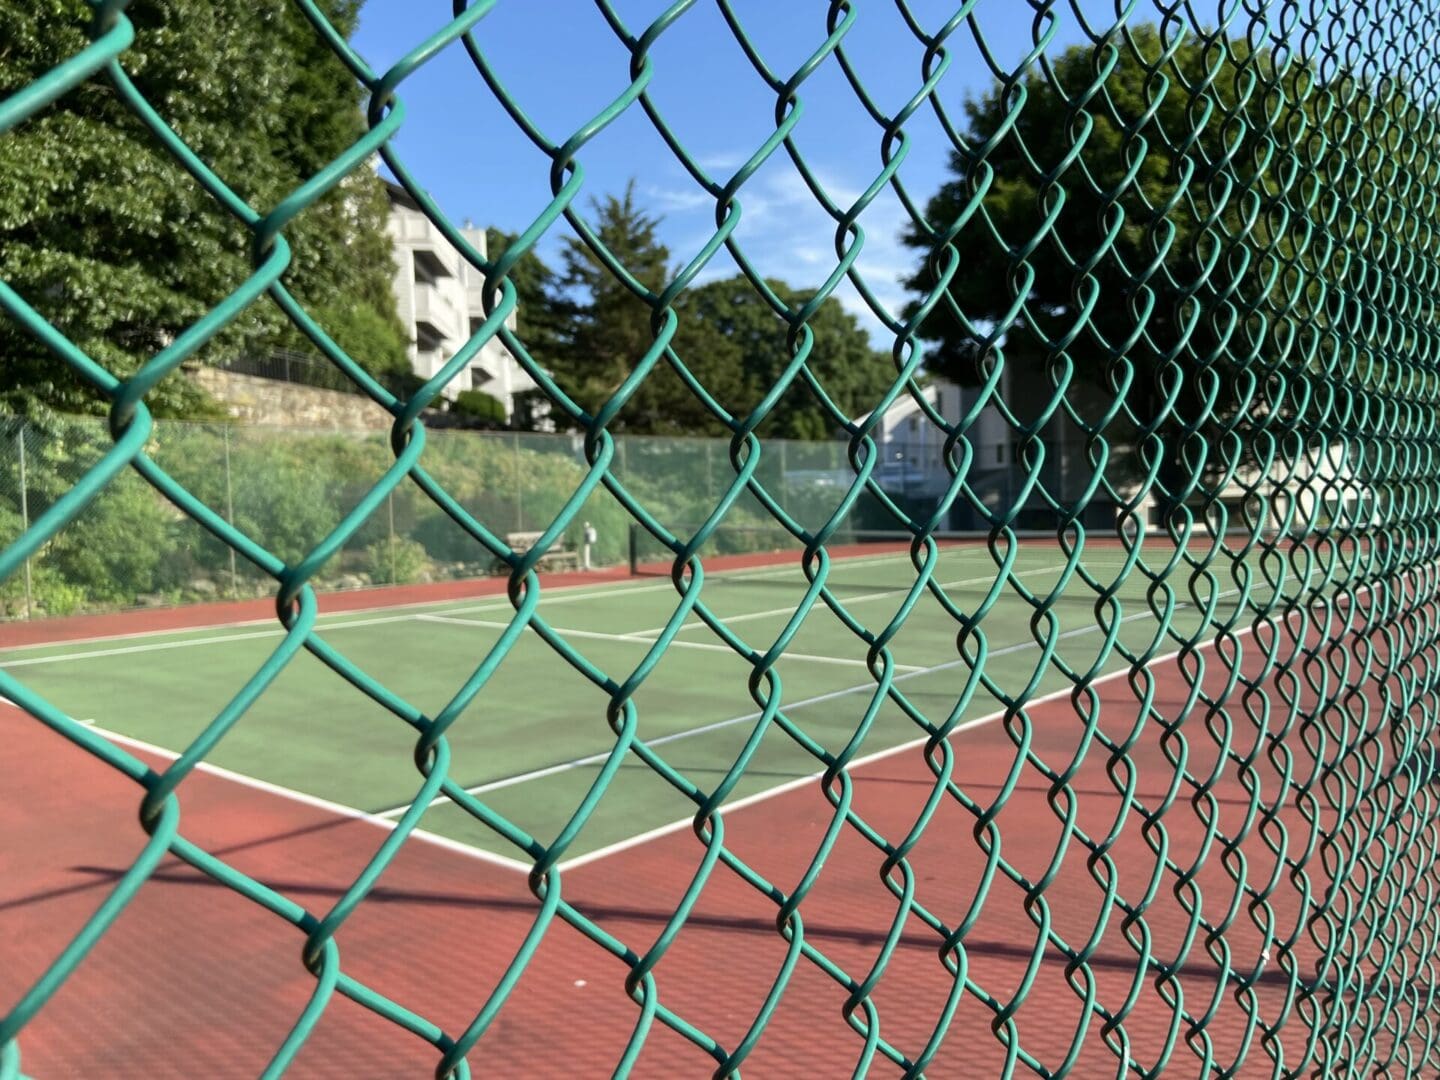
502,530,581,574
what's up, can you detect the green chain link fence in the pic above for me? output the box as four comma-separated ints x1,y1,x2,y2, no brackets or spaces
4,0,1440,1076
0,417,938,617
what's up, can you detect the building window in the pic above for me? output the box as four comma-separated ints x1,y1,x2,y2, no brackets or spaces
469,366,492,389
908,416,918,432
995,444,1004,464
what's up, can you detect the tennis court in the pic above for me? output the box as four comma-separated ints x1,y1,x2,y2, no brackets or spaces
5,532,1413,1076
3,535,1294,868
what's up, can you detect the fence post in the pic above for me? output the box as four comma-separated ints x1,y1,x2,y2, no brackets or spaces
222,425,238,597
17,425,32,620
387,492,397,585
513,431,523,531
778,439,788,511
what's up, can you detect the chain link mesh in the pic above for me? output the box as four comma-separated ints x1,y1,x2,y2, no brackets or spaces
4,1,1440,1076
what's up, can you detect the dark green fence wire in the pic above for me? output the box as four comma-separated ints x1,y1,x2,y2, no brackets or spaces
3,0,1440,1076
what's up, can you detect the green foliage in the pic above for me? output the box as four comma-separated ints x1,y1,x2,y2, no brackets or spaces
161,430,343,567
45,477,177,604
0,0,406,419
361,537,430,585
487,227,566,364
550,181,683,429
673,277,894,439
525,183,889,438
450,389,507,424
902,26,1362,499
1,417,880,616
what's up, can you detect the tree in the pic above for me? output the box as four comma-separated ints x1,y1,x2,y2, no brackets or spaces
0,0,408,420
530,183,890,438
903,26,1334,508
487,227,566,361
550,181,684,429
673,277,894,440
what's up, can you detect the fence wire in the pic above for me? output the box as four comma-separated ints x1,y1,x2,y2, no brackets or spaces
3,1,1440,1077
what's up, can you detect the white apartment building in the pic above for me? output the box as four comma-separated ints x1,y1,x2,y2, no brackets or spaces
869,377,1006,494
385,181,537,418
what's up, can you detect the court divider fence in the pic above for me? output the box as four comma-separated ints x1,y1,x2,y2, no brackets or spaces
0,416,964,619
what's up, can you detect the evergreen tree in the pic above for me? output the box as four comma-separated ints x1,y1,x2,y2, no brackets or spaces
674,277,894,440
551,181,674,426
533,183,889,437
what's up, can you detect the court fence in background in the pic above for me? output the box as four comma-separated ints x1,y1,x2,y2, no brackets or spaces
0,416,961,619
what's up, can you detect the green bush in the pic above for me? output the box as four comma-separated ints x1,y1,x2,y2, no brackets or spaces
0,563,87,618
0,418,863,618
361,537,431,585
450,390,507,423
46,478,178,604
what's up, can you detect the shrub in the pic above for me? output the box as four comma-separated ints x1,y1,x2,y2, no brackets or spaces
450,390,507,424
46,478,177,604
361,537,430,585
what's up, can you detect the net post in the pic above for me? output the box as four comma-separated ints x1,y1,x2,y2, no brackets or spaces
16,424,32,620
628,521,638,576
222,424,238,597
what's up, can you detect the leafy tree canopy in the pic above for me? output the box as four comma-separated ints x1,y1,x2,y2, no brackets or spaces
902,24,1402,494
0,0,408,420
513,182,893,438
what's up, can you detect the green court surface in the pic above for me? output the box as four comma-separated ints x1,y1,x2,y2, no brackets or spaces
1,539,1301,866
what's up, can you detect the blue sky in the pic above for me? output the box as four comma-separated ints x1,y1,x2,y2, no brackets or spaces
351,1,1095,337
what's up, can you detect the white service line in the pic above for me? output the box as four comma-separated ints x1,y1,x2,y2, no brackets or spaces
68,716,533,874
430,546,990,623
373,596,1224,821
413,614,926,673
0,545,1000,659
0,577,664,654
627,562,1074,637
551,587,1253,871
0,611,424,669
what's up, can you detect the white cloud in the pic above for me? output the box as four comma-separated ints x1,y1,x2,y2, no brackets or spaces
643,184,713,213
652,158,922,344
697,149,749,172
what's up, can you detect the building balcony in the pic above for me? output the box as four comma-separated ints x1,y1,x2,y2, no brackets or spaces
412,283,462,344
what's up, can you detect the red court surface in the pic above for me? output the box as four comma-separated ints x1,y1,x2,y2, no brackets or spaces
5,598,1427,1078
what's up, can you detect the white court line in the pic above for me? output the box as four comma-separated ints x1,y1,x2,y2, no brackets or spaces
552,586,1262,871
0,546,1002,661
0,611,428,669
434,547,990,623
23,711,533,875
373,598,1216,821
414,614,926,674
629,562,1077,637
0,555,834,655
